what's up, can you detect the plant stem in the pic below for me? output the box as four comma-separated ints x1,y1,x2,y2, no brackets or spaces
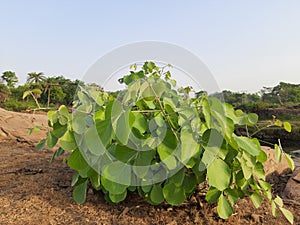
148,82,180,143
131,109,161,113
250,124,273,137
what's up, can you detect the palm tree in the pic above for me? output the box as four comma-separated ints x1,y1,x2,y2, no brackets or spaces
26,72,46,84
25,72,45,104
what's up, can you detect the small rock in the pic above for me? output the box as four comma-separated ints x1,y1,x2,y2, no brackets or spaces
167,207,173,212
292,172,300,183
283,168,300,201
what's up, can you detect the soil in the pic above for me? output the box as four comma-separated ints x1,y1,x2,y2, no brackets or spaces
0,109,299,225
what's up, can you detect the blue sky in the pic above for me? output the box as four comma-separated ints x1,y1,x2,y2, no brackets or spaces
0,1,299,93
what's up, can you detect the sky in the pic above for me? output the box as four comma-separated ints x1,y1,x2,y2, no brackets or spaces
0,0,300,93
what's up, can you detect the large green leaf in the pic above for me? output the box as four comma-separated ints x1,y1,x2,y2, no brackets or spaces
77,90,92,107
279,207,294,224
163,97,177,110
60,130,77,151
163,183,186,206
113,109,134,145
239,157,252,180
36,138,46,151
132,112,147,133
253,162,265,180
149,184,164,204
247,113,258,125
114,145,137,163
200,129,224,168
152,81,166,97
235,136,260,156
101,176,128,195
73,179,88,204
52,123,67,138
225,188,239,205
182,173,197,194
210,98,234,140
68,149,88,171
207,158,231,191
180,129,199,164
85,126,106,156
257,149,267,163
109,191,127,203
72,115,86,134
157,130,178,170
271,200,278,217
95,119,113,147
58,115,68,126
284,153,295,171
202,129,224,148
217,194,233,219
47,131,58,148
58,105,69,117
168,169,185,187
250,192,262,208
133,150,155,178
87,169,101,190
200,146,220,170
206,187,221,203
202,98,211,128
102,161,131,186
48,110,58,125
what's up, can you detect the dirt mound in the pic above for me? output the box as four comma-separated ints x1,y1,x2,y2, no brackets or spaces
0,108,48,144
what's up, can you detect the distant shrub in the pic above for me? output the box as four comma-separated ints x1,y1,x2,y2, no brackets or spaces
238,101,278,113
2,100,37,112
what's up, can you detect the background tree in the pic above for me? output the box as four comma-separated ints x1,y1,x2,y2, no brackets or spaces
0,84,10,102
26,72,46,84
52,76,84,105
1,71,18,88
261,82,300,105
42,77,60,108
25,72,46,102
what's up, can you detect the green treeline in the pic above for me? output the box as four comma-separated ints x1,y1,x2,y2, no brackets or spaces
0,71,84,111
1,70,299,114
206,82,300,112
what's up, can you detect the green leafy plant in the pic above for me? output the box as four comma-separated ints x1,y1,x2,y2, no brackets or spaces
38,62,294,224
